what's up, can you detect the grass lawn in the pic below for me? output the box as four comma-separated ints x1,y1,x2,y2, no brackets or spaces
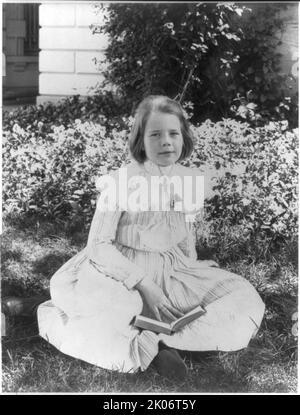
1,216,298,393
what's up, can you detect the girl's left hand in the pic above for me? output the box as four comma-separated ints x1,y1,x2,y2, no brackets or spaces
136,279,183,322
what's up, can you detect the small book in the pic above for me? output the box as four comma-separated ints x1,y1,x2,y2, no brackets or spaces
133,304,206,335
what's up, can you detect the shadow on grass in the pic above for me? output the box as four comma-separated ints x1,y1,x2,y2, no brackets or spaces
2,315,250,392
1,248,23,263
2,280,32,298
2,331,249,393
4,213,88,244
2,313,297,393
32,253,73,279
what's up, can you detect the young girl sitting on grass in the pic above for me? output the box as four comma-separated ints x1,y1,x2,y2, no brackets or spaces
4,95,265,381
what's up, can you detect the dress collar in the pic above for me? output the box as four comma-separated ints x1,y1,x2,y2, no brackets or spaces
143,159,176,176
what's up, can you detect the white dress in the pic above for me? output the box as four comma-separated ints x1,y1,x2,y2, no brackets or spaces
37,160,265,373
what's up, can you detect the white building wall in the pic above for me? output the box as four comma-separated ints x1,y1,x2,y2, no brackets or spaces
37,2,298,104
38,2,108,103
276,4,298,89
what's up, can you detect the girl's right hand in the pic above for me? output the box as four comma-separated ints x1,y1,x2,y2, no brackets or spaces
136,279,183,322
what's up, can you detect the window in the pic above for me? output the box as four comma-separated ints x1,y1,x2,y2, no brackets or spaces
24,4,39,56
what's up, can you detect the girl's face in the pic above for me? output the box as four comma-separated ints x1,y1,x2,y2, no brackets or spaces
143,111,183,166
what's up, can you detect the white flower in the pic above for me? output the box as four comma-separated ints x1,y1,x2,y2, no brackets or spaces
163,22,174,30
265,122,277,131
241,198,251,206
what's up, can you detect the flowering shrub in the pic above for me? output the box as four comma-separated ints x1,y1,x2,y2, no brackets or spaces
3,93,127,137
3,105,298,247
186,119,298,242
3,119,129,226
93,3,298,127
93,2,247,121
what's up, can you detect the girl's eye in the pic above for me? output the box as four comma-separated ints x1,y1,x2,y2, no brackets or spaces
170,132,179,136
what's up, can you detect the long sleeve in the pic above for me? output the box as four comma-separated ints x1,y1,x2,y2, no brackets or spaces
86,199,148,290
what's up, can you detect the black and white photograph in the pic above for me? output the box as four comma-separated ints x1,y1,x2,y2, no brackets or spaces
1,1,298,395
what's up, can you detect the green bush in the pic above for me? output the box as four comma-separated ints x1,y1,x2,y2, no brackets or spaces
3,93,129,227
3,93,127,136
3,119,129,226
188,119,298,244
93,3,298,127
93,2,247,121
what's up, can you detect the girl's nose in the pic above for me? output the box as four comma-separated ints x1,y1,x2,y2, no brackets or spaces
161,132,172,146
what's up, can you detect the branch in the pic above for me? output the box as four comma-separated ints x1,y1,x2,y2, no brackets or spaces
178,64,196,103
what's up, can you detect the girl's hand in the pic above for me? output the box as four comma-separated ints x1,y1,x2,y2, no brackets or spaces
136,279,183,322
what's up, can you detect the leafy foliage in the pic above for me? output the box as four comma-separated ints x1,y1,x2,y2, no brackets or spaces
3,93,127,136
92,3,297,127
228,4,298,127
3,94,128,226
3,115,128,227
92,2,246,120
189,119,298,244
